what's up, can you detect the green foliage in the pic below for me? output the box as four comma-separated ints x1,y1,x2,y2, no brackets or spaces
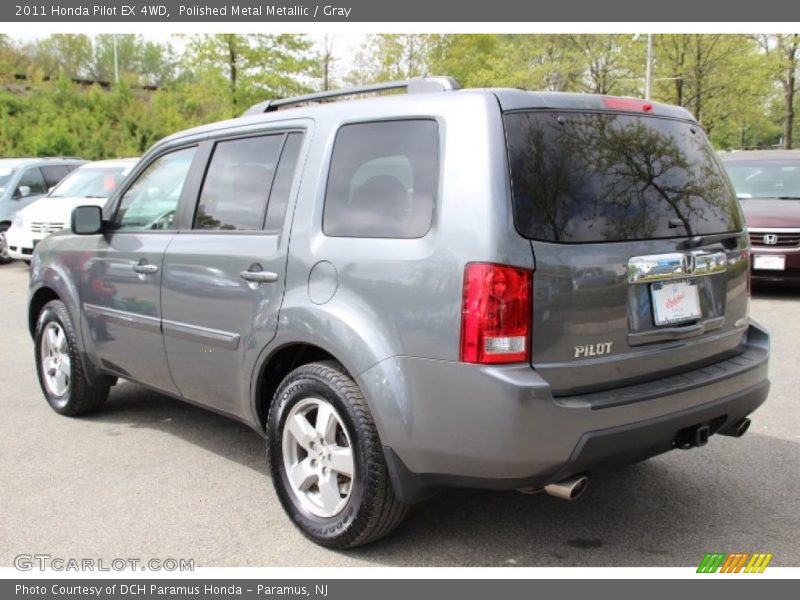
0,33,797,160
185,34,316,117
351,33,794,149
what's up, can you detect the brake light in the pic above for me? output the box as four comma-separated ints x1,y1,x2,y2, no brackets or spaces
460,263,531,364
603,97,653,113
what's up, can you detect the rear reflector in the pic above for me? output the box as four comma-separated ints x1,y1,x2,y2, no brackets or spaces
742,248,751,295
603,97,653,112
460,263,531,364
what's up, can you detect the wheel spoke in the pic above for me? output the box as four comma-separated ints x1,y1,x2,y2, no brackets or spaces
286,413,316,451
329,447,354,478
288,458,317,492
55,370,68,394
56,328,67,353
46,328,59,352
60,355,71,374
317,471,342,512
315,402,338,443
43,356,56,375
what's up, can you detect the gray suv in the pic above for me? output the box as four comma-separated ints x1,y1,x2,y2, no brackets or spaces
27,78,770,548
0,157,86,263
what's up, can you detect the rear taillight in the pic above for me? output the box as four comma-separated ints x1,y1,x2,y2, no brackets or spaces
460,263,532,364
602,97,653,112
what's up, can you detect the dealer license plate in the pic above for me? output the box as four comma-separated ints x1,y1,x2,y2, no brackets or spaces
651,279,702,326
753,255,785,271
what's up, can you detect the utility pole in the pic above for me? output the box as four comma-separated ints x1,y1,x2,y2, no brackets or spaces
645,33,653,100
113,34,119,84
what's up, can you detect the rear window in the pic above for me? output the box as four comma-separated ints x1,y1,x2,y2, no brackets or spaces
504,111,742,243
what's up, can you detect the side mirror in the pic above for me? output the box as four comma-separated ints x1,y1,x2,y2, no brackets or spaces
71,205,104,235
14,185,31,199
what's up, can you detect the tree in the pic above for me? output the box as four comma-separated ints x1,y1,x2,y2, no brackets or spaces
91,35,178,86
29,34,93,79
756,34,800,149
346,34,435,85
185,34,315,117
560,34,640,95
317,35,336,91
653,35,770,138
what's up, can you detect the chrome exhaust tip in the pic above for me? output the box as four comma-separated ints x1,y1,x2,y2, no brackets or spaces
719,418,751,438
544,476,589,501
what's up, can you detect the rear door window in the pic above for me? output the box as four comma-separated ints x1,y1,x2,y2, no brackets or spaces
323,120,438,238
504,111,742,242
194,135,285,231
264,132,304,234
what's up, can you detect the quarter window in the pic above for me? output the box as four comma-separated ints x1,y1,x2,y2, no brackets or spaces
194,135,284,231
323,120,438,238
114,146,197,231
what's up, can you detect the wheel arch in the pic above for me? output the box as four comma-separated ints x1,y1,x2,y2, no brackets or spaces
28,286,61,337
29,274,116,387
252,342,339,431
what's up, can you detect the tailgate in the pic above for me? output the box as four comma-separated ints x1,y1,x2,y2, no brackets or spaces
503,107,749,396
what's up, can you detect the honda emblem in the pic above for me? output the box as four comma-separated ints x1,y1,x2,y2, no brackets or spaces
763,234,778,245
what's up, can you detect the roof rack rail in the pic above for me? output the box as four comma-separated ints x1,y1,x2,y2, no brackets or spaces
241,76,461,117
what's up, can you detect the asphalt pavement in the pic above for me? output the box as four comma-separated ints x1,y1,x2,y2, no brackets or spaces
1,260,798,567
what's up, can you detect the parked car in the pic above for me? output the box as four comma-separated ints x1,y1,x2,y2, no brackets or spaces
0,157,86,264
720,150,800,285
6,158,139,263
28,79,769,548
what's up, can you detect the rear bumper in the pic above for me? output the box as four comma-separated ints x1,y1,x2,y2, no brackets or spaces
360,323,770,503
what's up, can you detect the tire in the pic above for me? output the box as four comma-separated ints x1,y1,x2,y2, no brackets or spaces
34,300,109,416
267,360,408,548
0,222,12,265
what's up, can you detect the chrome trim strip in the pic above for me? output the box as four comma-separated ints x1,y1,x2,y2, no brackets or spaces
747,227,800,233
83,303,161,334
627,316,725,346
161,319,241,351
627,251,727,284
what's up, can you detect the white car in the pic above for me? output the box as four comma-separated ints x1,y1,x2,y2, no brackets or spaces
6,158,138,262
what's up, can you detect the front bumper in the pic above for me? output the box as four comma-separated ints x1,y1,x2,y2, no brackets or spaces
5,226,39,260
359,323,770,502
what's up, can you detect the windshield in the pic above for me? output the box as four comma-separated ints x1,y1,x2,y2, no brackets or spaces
722,161,800,199
504,111,742,242
49,166,128,199
0,167,17,194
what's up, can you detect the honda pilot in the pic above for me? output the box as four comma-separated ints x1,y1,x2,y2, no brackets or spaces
28,78,770,548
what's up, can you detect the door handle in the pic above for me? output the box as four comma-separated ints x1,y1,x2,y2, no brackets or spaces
132,263,159,274
240,269,279,283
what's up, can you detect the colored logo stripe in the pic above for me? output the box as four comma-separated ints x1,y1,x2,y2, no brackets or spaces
697,552,773,573
697,553,726,573
745,553,773,573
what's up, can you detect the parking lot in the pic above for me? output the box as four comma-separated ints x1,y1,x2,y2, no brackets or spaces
1,259,799,568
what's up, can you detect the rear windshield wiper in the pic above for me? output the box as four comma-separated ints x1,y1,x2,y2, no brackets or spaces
677,232,744,249
776,196,800,200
